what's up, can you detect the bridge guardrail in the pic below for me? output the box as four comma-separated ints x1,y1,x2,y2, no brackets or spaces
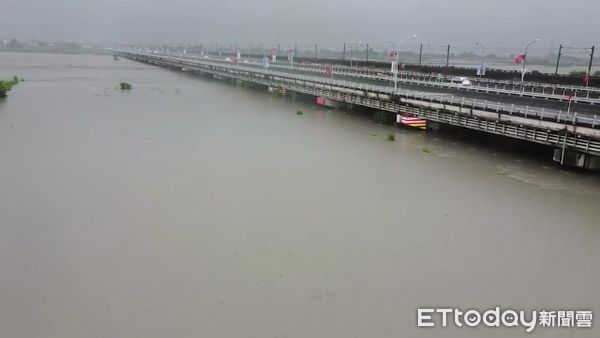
121,51,600,130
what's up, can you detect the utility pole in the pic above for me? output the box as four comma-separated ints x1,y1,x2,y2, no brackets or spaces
342,43,346,61
555,44,563,75
277,42,280,56
366,43,369,62
446,44,450,67
418,43,423,66
315,43,318,61
587,45,595,86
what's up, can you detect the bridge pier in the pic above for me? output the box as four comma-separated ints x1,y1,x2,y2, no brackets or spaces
553,148,600,170
427,121,441,131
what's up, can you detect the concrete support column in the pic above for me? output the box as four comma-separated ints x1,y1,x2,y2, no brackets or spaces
553,148,600,170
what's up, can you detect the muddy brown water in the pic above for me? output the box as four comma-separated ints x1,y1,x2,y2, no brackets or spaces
1,52,599,338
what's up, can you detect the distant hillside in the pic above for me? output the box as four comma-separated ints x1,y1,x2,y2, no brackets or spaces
0,38,108,55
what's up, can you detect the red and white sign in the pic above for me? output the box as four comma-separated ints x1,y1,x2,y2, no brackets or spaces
397,114,427,129
514,54,526,64
316,96,326,105
324,66,333,75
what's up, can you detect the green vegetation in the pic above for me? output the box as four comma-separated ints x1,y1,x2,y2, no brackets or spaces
387,134,395,141
119,82,132,90
0,77,19,98
569,70,587,77
296,110,303,115
421,148,431,154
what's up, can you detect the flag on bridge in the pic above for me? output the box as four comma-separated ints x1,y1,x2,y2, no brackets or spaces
514,54,526,64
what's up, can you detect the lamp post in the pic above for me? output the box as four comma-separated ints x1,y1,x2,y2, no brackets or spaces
385,34,417,94
348,41,364,68
475,42,485,79
521,38,541,82
262,38,279,62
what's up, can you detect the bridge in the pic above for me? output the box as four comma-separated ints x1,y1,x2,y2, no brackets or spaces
117,50,600,170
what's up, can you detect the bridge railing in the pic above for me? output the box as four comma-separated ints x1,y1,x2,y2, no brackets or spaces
122,51,600,130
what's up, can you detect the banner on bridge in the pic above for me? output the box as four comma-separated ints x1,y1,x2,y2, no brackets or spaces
397,114,427,129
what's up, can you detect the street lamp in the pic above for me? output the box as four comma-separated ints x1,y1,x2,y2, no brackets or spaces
281,42,296,68
348,41,365,68
263,38,279,62
384,34,417,93
521,38,541,82
475,42,485,79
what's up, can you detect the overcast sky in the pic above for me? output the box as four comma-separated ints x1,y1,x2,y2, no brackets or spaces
1,0,599,53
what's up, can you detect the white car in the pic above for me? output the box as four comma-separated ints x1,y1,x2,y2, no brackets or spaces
451,77,471,86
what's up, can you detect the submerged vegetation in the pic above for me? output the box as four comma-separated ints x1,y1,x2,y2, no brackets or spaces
296,110,304,115
0,76,19,97
388,134,395,141
119,82,132,90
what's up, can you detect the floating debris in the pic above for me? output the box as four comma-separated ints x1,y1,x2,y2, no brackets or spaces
268,85,286,96
119,82,132,90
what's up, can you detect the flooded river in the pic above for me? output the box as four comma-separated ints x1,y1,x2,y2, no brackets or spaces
1,52,599,338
